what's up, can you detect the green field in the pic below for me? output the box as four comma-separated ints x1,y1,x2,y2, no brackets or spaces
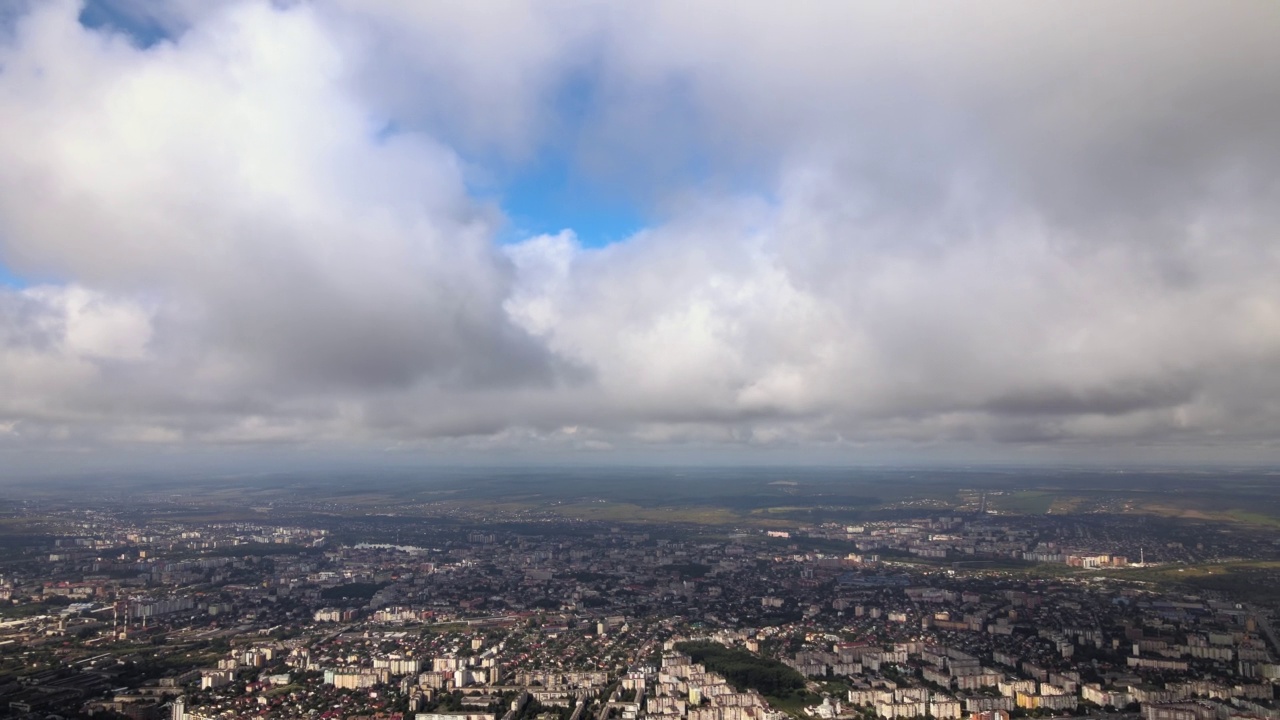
994,491,1056,514
1097,560,1280,605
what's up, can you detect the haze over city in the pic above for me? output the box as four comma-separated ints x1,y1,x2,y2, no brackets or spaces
2,1,1280,475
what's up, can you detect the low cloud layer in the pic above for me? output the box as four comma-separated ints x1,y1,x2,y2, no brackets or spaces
1,0,1279,470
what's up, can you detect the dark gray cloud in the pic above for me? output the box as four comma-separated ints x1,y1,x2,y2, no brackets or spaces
983,381,1198,418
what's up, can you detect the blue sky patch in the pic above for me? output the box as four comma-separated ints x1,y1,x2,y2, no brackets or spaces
79,0,170,49
488,68,649,248
0,261,29,290
499,152,647,248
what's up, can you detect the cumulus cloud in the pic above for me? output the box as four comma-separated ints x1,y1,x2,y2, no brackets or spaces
0,0,561,393
1,0,1279,470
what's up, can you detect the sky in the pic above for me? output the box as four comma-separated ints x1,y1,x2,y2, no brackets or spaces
1,0,1280,475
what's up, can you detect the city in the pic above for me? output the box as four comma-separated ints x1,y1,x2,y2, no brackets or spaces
1,470,1277,720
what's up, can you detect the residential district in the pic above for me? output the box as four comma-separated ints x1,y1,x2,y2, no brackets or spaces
2,494,1279,720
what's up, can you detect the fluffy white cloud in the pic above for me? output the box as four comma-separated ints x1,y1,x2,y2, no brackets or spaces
1,0,1279,471
0,0,558,394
